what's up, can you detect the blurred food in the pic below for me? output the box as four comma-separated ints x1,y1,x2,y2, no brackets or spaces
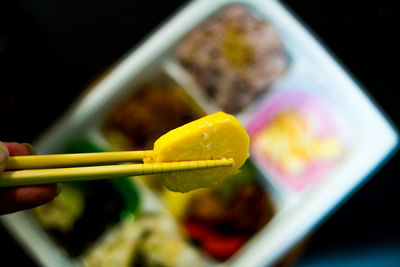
177,4,287,113
247,91,343,189
161,161,275,261
254,111,341,175
34,184,84,233
162,188,196,220
33,181,126,257
32,141,141,259
180,161,275,261
62,140,141,216
105,80,204,150
150,112,249,192
82,212,205,267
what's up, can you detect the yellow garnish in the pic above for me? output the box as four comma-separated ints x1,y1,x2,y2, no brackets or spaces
254,111,341,174
222,27,254,68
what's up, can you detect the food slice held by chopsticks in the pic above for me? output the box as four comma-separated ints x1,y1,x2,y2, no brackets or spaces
149,112,250,192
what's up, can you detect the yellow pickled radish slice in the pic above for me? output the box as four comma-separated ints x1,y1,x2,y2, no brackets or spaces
150,112,249,192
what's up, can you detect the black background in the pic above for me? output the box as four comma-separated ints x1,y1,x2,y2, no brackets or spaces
1,0,399,265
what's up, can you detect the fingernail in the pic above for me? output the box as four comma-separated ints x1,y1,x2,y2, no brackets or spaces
0,142,10,173
22,143,37,155
56,184,63,196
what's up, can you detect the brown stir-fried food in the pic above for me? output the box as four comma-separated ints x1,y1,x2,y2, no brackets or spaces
187,184,273,235
183,180,274,261
109,84,202,149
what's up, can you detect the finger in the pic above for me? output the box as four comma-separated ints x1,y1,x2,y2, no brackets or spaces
0,184,59,215
4,142,31,156
0,142,58,215
0,142,9,173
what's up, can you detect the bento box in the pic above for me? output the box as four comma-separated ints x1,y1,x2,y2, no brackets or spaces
1,0,398,266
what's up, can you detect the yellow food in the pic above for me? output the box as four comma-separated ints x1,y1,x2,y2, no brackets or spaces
33,184,84,232
254,111,341,174
150,112,249,192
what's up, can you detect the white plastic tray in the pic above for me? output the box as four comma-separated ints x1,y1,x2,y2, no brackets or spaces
1,0,398,266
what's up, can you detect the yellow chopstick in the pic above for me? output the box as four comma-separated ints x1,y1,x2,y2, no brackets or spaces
5,151,155,170
0,159,234,187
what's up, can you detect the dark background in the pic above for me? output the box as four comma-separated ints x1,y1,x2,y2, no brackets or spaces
1,0,399,265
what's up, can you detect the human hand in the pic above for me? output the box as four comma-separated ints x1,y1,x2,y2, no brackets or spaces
0,142,58,215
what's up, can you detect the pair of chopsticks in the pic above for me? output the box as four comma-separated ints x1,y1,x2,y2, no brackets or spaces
0,151,234,187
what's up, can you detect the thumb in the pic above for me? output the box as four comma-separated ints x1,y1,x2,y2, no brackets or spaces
0,142,10,174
